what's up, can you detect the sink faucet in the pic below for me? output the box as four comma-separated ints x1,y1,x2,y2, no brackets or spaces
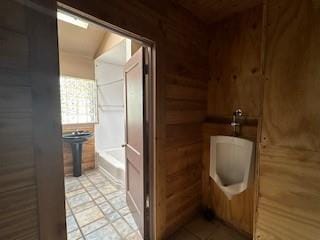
231,109,242,136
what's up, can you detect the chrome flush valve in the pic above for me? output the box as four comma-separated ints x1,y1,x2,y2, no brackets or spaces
231,109,243,136
234,109,242,117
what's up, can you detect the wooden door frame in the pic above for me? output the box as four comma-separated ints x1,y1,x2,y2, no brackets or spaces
57,3,156,239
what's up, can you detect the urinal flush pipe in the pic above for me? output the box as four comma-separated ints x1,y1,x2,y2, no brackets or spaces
231,109,242,136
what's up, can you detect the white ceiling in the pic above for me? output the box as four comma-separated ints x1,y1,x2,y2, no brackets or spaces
58,19,106,58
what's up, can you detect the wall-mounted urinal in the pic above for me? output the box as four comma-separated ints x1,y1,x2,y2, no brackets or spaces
210,136,255,200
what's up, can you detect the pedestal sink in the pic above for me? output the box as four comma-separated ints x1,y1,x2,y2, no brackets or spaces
62,130,93,177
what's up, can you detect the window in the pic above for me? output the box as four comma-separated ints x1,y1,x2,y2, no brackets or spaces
60,75,97,124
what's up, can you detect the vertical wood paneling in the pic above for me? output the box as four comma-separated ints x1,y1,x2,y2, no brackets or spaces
28,0,66,239
164,23,209,234
175,0,262,24
256,145,320,239
256,0,320,239
62,124,95,176
262,0,320,151
205,5,264,237
0,1,39,239
1,0,66,239
50,0,210,238
208,5,264,119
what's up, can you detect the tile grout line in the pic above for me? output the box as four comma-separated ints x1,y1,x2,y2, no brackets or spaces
66,173,108,239
85,172,122,238
88,170,136,239
77,173,110,238
67,169,137,239
67,175,92,239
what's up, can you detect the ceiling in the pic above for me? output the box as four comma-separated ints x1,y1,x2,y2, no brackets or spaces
58,19,106,58
176,0,262,24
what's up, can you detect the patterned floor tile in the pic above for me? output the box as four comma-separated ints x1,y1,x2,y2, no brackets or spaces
88,175,106,185
68,229,83,240
68,192,92,208
85,224,121,240
81,218,109,235
112,218,134,238
85,185,97,191
105,190,125,200
66,188,86,199
88,189,102,199
65,181,83,193
75,206,104,227
123,214,138,230
95,181,111,188
95,197,106,205
72,201,96,214
99,185,117,196
66,215,78,233
65,176,79,185
81,180,93,188
126,232,143,240
65,169,141,240
99,201,114,215
66,208,73,217
109,196,127,210
105,211,121,223
78,175,88,181
118,207,131,216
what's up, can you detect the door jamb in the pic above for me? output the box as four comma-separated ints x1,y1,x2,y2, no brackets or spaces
57,2,157,239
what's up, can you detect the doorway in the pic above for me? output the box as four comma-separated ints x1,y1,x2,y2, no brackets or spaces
57,6,155,240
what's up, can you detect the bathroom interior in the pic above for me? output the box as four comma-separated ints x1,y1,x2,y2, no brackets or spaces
54,1,320,239
58,10,143,239
58,4,260,239
3,0,317,240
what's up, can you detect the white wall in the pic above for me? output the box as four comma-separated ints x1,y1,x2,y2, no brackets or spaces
59,51,95,80
95,62,124,152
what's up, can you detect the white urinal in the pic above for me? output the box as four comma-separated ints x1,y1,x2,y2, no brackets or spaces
210,136,255,200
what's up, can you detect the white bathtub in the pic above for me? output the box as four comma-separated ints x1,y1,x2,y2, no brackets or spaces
97,148,125,184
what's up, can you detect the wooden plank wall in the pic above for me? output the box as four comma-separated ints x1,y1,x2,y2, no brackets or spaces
208,6,264,119
0,0,66,239
62,124,95,176
2,0,320,239
204,6,264,236
58,0,210,238
255,0,320,239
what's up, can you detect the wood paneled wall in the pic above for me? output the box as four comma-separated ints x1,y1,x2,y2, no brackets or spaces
3,0,320,239
208,6,264,119
62,124,95,176
0,0,66,239
255,0,320,239
204,6,264,236
58,0,210,238
176,0,262,24
204,1,320,239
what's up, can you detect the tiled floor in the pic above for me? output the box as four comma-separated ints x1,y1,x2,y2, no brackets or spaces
168,216,249,240
65,169,142,240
